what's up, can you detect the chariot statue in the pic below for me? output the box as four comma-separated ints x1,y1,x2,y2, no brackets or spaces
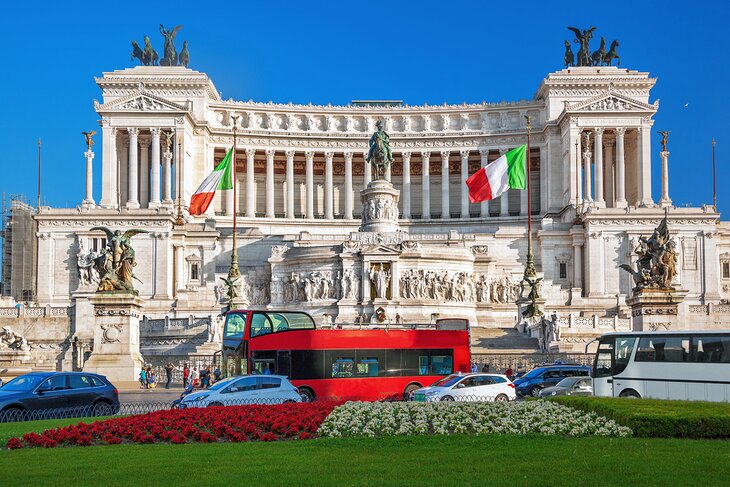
159,24,183,66
620,216,678,292
567,26,596,67
89,227,148,293
366,120,393,180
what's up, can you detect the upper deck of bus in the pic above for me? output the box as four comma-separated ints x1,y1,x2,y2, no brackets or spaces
596,330,730,338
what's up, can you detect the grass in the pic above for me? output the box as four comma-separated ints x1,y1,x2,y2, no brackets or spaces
549,396,730,438
0,433,729,486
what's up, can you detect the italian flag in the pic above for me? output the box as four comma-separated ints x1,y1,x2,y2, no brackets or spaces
189,148,234,215
466,145,526,203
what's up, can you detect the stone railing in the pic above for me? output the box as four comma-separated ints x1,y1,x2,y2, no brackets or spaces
688,303,730,314
557,315,631,331
0,305,72,319
140,315,212,334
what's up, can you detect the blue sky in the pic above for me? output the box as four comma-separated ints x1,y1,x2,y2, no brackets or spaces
0,0,726,212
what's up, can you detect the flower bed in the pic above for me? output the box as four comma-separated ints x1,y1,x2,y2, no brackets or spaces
317,401,632,438
6,401,340,449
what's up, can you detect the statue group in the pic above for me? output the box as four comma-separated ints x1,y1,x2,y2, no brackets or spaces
131,24,190,67
76,228,147,293
620,216,678,291
366,120,393,180
563,27,620,67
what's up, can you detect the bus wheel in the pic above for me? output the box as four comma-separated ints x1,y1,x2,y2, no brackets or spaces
440,396,455,402
619,389,641,399
298,387,315,403
403,384,421,401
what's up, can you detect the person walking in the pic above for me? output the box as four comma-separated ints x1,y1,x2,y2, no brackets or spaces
482,363,490,373
139,368,147,389
471,362,478,373
192,367,199,388
164,363,175,389
202,366,212,388
182,364,190,388
213,366,221,384
505,366,513,379
146,366,153,389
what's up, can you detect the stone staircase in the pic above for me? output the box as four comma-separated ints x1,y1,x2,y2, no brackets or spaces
470,327,540,354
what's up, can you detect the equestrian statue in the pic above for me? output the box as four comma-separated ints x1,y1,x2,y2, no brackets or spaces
366,120,394,181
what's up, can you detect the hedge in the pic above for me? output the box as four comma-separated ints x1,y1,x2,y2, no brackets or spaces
549,396,730,439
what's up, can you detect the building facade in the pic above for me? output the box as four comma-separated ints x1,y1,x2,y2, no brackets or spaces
3,63,730,372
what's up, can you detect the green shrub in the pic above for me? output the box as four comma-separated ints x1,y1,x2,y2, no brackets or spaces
549,396,730,439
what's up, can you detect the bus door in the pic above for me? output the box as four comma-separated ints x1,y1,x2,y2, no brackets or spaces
592,337,615,397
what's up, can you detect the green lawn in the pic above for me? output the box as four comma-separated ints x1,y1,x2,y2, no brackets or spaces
1,433,729,486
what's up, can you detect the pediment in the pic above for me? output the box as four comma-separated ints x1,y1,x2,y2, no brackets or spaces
94,90,190,113
567,88,658,113
360,244,402,256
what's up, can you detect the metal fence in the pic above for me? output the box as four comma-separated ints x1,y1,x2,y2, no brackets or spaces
142,354,220,386
471,353,593,374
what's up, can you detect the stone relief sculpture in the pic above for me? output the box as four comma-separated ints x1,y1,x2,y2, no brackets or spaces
89,228,147,293
399,270,519,304
366,120,393,180
620,216,678,291
369,264,391,299
282,270,346,303
0,327,30,351
361,198,399,223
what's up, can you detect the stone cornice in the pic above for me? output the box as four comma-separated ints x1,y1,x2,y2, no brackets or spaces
95,66,220,101
209,99,542,113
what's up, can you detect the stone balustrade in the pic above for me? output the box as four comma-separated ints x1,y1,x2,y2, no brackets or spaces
0,305,72,319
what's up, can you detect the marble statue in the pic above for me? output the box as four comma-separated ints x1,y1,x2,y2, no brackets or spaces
0,327,30,351
159,24,183,66
90,227,147,293
76,239,98,287
659,131,671,152
620,216,677,291
367,120,393,180
370,263,391,299
82,131,96,150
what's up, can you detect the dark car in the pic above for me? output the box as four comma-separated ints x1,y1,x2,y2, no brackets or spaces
0,372,120,420
513,364,591,397
538,376,593,398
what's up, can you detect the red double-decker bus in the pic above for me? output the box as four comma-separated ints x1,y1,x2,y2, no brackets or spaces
221,310,471,401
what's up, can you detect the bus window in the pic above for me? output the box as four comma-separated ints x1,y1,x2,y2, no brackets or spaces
357,358,379,377
332,357,354,378
430,355,453,375
250,313,273,337
636,337,688,362
693,336,730,363
224,313,246,338
593,339,614,378
613,337,635,374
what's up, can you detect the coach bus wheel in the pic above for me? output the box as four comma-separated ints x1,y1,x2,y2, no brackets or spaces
298,387,315,403
403,384,421,401
619,389,641,399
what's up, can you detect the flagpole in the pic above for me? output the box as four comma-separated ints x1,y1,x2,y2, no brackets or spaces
228,116,241,284
524,116,534,277
712,138,717,212
37,138,41,212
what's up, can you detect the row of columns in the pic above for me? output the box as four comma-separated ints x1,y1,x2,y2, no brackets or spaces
220,147,537,220
99,127,174,209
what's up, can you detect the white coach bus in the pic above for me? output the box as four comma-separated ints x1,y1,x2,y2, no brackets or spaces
590,331,730,402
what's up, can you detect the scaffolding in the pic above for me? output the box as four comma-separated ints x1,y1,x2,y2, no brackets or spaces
1,193,37,301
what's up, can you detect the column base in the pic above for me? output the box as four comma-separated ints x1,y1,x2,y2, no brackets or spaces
126,201,140,210
615,200,628,209
593,200,606,208
638,199,655,208
148,201,161,209
82,199,96,208
659,198,672,208
162,199,174,207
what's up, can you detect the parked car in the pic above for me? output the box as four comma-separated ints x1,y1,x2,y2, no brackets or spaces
538,376,593,398
0,371,120,419
179,375,301,408
513,364,591,397
410,373,516,402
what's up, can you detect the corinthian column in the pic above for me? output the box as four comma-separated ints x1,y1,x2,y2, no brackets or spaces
615,128,627,208
460,150,470,218
660,149,672,208
479,149,489,218
83,149,95,207
126,128,139,209
246,148,256,217
139,138,150,207
162,149,173,206
440,150,450,219
305,151,314,219
344,151,353,220
100,126,117,208
402,152,412,219
594,128,605,207
499,149,509,216
149,128,161,208
285,150,295,219
265,149,275,218
324,151,334,219
421,151,431,219
582,131,592,205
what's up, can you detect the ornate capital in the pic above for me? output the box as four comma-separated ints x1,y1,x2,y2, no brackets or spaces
615,127,627,136
343,151,353,162
304,150,315,160
265,149,275,158
285,150,295,159
440,150,450,160
127,127,139,136
84,150,95,159
594,127,605,136
460,149,471,159
150,127,160,136
421,151,431,159
324,151,334,160
479,148,490,158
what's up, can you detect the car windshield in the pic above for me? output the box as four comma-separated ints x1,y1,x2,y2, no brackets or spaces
208,377,237,391
522,368,545,379
431,375,462,388
2,375,47,391
556,377,580,387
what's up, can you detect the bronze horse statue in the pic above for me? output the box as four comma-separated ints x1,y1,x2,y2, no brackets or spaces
603,40,620,66
131,41,145,65
142,35,158,66
591,37,606,66
563,40,574,67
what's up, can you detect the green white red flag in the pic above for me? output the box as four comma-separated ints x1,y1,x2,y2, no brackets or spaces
466,145,526,203
189,148,234,216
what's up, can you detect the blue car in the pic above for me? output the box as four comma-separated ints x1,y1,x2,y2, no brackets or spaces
513,364,591,397
0,371,120,420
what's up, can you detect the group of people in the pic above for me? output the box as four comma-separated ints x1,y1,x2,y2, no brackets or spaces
471,362,515,379
139,363,222,390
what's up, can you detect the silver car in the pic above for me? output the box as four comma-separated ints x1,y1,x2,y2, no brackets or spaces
539,376,592,398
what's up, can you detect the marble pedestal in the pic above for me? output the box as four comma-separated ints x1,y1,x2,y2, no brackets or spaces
359,180,400,233
626,288,688,331
83,293,144,384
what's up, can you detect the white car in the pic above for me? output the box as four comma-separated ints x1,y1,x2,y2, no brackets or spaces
411,373,517,402
180,375,301,408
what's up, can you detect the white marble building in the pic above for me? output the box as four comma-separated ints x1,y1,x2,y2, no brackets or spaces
5,62,730,369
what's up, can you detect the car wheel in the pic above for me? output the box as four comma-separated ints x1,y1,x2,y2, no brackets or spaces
495,394,509,402
283,399,296,404
298,388,315,403
208,401,224,407
440,395,454,402
619,389,641,399
530,386,543,397
92,401,113,417
403,384,421,401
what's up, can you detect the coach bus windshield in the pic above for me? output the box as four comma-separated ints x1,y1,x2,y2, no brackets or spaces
593,336,635,378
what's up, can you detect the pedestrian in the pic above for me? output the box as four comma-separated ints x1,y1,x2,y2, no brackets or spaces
164,363,174,389
148,370,157,389
471,362,478,373
203,366,212,388
482,363,490,373
505,366,513,379
263,364,272,375
146,366,153,389
139,368,147,389
213,366,221,383
182,363,190,388
192,367,199,388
